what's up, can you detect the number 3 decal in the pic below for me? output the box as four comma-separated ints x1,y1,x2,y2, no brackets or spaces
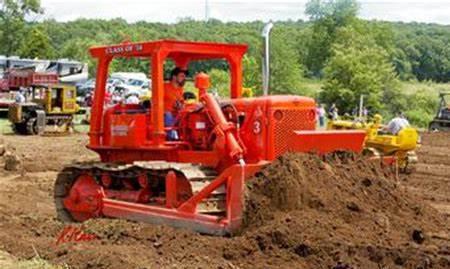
253,120,261,134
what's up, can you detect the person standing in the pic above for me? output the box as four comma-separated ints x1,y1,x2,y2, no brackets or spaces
363,107,369,118
332,107,339,120
328,103,337,120
317,104,326,127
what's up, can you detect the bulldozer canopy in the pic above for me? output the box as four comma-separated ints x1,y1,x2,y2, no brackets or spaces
89,39,248,62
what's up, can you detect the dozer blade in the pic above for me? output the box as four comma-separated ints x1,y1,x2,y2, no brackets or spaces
41,117,73,136
291,130,366,154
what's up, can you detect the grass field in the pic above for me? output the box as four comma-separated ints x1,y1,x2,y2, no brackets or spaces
398,80,450,96
298,79,450,98
0,115,89,135
0,115,12,135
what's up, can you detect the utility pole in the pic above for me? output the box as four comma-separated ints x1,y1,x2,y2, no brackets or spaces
205,0,210,21
359,94,364,118
261,22,274,96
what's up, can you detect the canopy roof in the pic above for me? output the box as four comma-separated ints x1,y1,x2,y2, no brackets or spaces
89,39,248,61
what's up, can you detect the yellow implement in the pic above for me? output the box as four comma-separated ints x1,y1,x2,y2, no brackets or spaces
328,115,419,172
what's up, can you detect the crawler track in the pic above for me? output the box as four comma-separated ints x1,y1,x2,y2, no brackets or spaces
54,161,224,223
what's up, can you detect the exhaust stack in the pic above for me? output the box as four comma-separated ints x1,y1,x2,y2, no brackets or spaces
261,22,273,96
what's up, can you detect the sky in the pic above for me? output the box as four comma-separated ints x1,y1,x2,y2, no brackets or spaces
39,0,450,25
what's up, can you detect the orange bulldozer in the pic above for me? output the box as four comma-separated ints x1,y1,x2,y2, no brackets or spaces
54,40,366,235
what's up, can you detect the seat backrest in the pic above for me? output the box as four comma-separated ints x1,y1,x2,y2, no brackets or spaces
396,128,418,150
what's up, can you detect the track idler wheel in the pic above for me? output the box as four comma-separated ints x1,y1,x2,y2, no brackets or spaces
54,168,103,223
63,174,103,221
26,118,39,135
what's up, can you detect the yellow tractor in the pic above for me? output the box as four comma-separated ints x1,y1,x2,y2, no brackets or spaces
328,114,419,172
8,84,78,135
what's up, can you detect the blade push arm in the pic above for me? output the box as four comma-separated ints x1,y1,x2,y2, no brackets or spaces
201,93,245,163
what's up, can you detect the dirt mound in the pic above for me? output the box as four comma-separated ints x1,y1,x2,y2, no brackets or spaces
0,136,23,173
242,153,449,268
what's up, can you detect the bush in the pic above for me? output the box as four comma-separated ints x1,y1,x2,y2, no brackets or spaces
403,90,438,128
381,89,438,128
320,24,398,114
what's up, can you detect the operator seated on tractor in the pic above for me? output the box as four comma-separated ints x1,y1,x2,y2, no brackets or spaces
15,90,26,103
164,67,188,140
384,112,410,135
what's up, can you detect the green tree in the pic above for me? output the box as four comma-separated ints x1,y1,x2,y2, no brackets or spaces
270,33,304,94
392,23,450,82
0,0,42,55
18,26,53,58
208,68,230,97
242,55,261,91
403,90,438,127
305,0,359,21
320,26,398,113
7,10,446,85
304,0,359,77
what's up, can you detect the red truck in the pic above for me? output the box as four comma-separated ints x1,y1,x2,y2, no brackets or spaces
0,69,58,111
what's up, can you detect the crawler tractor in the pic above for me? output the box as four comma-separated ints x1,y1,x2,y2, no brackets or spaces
328,115,419,172
54,40,366,235
429,92,450,131
8,84,78,135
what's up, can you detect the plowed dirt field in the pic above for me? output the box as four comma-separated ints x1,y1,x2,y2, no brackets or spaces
0,132,448,269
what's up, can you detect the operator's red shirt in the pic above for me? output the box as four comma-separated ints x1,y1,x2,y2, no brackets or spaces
164,82,183,113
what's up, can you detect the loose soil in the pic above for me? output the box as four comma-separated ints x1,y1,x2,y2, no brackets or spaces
0,132,448,269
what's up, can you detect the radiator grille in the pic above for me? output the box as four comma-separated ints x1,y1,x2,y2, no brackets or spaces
273,109,315,157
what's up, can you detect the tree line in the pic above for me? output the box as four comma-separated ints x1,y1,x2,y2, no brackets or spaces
1,0,449,126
